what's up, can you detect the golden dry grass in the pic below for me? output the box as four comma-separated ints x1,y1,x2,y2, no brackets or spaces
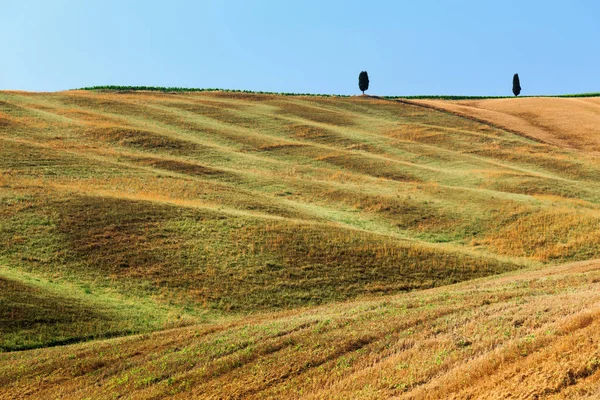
2,259,599,399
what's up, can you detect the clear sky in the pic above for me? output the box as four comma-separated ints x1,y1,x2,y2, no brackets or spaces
2,0,599,96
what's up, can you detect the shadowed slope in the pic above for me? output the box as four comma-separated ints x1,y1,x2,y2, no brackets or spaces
0,267,194,352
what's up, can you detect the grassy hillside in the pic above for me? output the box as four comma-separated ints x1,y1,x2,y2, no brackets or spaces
2,90,600,353
2,259,599,399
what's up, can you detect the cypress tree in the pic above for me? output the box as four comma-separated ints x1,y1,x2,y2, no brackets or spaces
358,71,369,95
512,73,521,97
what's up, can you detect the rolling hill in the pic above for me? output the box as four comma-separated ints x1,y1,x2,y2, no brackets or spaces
1,90,600,398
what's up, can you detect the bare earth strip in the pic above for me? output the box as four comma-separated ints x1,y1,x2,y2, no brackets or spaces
410,97,600,153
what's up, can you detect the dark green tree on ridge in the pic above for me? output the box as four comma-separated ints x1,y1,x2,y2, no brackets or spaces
512,73,521,97
359,71,369,95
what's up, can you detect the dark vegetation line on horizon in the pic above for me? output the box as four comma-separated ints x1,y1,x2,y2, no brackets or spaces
75,85,600,99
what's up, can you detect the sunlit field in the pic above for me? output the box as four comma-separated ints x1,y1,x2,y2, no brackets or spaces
2,90,600,398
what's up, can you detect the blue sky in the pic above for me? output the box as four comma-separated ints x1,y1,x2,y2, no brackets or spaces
1,0,599,95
